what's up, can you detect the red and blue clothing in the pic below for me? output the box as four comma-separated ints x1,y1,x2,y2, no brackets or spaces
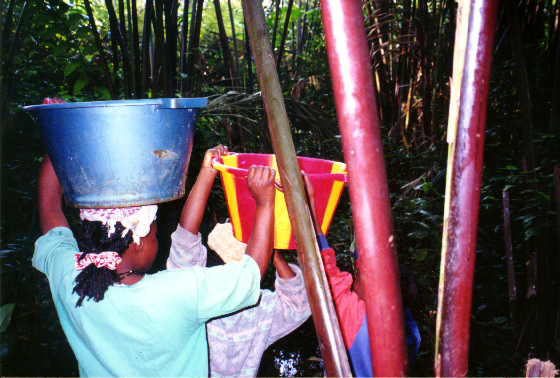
317,234,420,377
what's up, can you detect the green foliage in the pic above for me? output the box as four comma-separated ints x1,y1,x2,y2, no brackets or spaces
0,304,16,333
2,0,559,375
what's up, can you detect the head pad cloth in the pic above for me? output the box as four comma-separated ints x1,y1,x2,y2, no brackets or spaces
207,222,247,263
80,205,158,245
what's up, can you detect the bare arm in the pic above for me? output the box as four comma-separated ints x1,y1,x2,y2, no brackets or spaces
180,145,228,234
273,250,296,279
38,154,69,234
244,166,276,280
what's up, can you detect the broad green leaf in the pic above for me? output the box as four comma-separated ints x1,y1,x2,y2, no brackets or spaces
73,77,89,95
82,44,98,55
76,27,92,40
0,304,16,333
493,317,507,324
67,13,85,26
525,226,541,241
94,86,111,100
53,42,72,58
64,62,81,77
407,229,429,239
414,248,429,262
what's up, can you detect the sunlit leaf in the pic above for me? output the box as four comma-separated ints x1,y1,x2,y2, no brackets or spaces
64,62,81,77
73,77,89,95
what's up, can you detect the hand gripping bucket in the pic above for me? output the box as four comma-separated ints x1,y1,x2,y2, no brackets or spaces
212,153,347,250
24,98,208,208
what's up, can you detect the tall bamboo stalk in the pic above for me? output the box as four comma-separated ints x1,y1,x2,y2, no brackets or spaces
213,0,236,89
84,0,115,99
276,0,293,72
105,0,133,97
141,0,153,96
178,0,190,94
227,0,241,83
271,0,281,54
434,0,498,375
319,0,408,375
244,23,254,93
164,0,179,95
185,0,204,95
131,0,141,97
503,188,518,326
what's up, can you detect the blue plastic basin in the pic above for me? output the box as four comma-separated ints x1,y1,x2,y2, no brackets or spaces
24,98,208,208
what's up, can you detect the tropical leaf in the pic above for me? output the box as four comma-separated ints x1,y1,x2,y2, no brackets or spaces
0,304,16,333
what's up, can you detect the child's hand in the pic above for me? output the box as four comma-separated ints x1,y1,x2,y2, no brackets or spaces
247,166,276,207
202,144,228,170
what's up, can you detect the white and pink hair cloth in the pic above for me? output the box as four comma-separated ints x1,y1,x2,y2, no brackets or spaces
79,205,158,245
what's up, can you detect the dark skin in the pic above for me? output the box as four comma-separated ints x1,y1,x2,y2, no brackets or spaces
38,143,278,285
272,250,296,279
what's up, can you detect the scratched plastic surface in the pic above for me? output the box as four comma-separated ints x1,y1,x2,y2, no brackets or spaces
24,98,208,208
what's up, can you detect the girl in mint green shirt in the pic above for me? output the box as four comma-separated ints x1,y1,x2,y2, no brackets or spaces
34,145,278,377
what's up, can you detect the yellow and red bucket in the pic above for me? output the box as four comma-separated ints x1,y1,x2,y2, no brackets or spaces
212,153,347,250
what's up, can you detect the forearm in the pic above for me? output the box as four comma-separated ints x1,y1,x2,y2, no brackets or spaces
273,250,296,279
38,155,69,234
180,167,218,234
244,203,274,279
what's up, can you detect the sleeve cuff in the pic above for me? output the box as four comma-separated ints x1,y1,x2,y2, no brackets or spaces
171,224,202,243
317,234,330,251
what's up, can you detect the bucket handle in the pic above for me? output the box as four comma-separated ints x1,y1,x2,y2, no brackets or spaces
211,156,348,182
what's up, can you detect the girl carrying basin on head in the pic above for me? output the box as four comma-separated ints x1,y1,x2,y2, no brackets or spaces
33,140,278,377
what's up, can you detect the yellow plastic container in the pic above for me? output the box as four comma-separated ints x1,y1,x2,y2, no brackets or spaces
212,153,347,249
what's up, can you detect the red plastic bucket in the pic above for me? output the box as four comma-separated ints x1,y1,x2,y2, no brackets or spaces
212,153,347,250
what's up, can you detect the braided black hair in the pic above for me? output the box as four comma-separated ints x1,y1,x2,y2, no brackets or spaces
73,220,134,307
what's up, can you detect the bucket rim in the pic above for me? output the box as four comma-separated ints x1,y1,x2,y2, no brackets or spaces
22,98,208,112
211,153,348,183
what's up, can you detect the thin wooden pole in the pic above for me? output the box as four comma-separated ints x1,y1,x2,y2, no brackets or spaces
317,0,408,376
240,0,352,376
434,0,498,375
503,188,518,326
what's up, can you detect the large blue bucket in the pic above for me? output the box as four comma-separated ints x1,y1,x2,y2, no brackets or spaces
24,98,208,208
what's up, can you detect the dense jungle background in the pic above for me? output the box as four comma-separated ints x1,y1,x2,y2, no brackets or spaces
1,0,560,375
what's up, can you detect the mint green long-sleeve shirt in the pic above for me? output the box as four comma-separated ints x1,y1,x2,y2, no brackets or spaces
33,227,261,377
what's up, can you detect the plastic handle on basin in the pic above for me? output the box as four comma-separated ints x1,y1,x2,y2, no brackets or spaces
211,156,348,183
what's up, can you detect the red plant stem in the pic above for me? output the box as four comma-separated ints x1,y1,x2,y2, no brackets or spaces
435,0,498,375
318,0,408,375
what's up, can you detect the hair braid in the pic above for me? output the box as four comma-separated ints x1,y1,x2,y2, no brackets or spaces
73,220,134,307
